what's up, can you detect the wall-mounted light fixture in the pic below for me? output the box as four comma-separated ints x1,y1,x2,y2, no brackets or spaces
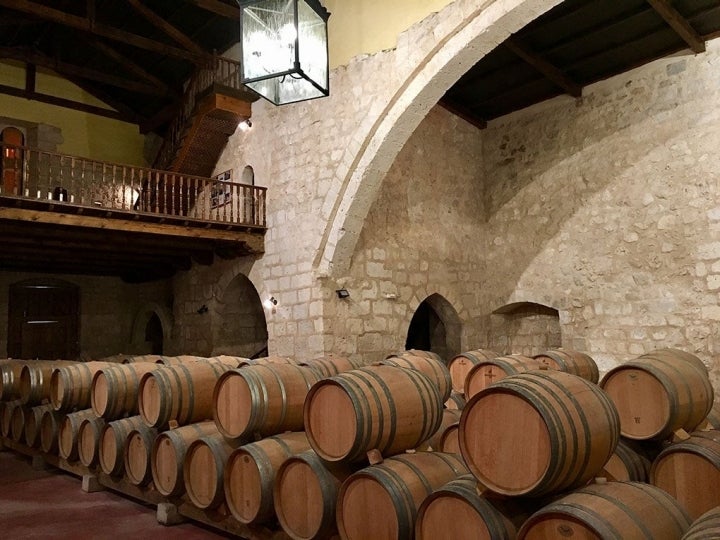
197,304,209,314
239,0,330,105
263,296,278,309
336,288,350,299
238,118,253,131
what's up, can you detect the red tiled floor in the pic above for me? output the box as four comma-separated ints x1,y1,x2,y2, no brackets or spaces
0,451,231,539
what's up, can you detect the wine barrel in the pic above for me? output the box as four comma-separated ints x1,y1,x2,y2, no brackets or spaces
416,409,461,452
416,475,532,540
39,409,63,453
25,403,53,448
78,415,106,467
208,355,252,368
183,433,238,510
533,348,599,383
50,362,113,412
122,355,163,364
682,506,720,540
299,356,364,378
214,364,319,441
224,432,311,525
124,424,159,486
10,404,27,443
464,355,543,398
447,349,499,394
236,356,298,368
337,452,468,540
1,399,21,437
274,450,356,540
600,352,714,440
90,363,161,419
379,354,452,402
58,409,95,461
138,361,233,428
444,391,465,410
151,421,218,497
640,348,708,373
154,355,209,365
460,370,620,497
518,481,691,540
701,401,720,430
602,438,651,482
439,422,460,454
98,416,145,476
304,365,443,463
19,360,76,405
0,360,26,400
651,432,720,520
385,349,443,362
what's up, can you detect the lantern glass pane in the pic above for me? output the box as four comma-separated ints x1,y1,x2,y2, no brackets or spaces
241,0,296,80
298,0,328,93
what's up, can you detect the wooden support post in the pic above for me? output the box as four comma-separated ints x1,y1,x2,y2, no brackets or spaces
82,474,104,493
157,503,186,526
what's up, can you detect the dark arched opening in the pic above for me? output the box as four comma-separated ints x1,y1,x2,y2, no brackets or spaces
405,293,461,362
214,273,268,357
490,301,561,356
144,312,164,354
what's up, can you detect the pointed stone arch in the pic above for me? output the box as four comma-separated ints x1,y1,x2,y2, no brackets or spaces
490,300,561,356
316,0,563,277
130,302,173,354
405,292,462,362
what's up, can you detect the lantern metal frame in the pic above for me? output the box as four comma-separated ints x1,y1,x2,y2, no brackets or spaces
238,0,330,105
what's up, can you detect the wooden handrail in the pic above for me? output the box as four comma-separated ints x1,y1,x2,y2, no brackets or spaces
0,142,266,228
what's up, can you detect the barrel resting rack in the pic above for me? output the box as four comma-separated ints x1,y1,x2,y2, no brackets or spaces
0,142,266,282
0,436,289,539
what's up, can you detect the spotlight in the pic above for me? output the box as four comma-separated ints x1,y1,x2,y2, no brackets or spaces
263,296,278,309
239,119,253,131
336,289,350,299
197,304,208,314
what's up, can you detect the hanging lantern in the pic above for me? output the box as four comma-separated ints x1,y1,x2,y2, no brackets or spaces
239,0,330,105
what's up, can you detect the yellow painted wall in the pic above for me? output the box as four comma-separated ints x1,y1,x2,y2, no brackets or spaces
324,0,453,68
0,61,146,166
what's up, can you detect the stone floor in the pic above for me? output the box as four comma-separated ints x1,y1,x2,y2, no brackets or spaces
0,450,230,539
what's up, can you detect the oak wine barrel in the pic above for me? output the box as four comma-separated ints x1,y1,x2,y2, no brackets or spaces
385,349,443,362
39,408,63,454
533,348,599,383
416,408,461,452
10,403,27,443
274,450,357,540
379,354,452,402
337,452,468,540
224,431,311,525
602,438,651,482
236,356,298,368
640,348,708,373
460,370,620,497
0,360,26,400
447,349,499,394
58,409,95,461
138,361,233,428
651,431,720,520
439,422,461,454
50,362,113,412
518,481,691,540
600,351,714,440
1,399,22,437
25,403,53,448
701,401,720,430
304,365,443,463
98,415,145,476
682,506,720,540
416,475,533,540
464,355,542,398
77,415,106,467
214,364,319,441
19,360,76,405
299,356,364,378
183,432,238,510
444,391,466,410
123,424,159,486
151,421,218,497
90,363,161,419
121,355,164,364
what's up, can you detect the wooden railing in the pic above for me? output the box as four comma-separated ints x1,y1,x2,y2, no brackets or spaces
0,143,266,228
154,54,246,170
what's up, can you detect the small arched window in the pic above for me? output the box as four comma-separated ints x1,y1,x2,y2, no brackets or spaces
241,165,255,185
1,126,25,196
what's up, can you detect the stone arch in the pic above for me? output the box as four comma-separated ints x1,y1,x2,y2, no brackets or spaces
212,271,268,357
241,165,255,185
490,300,561,356
405,293,462,362
316,0,562,277
130,302,173,353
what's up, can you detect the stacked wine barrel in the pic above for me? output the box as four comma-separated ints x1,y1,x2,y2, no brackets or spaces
2,347,719,540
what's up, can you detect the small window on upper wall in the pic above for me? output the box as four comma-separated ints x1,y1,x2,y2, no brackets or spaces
1,126,25,196
241,165,254,186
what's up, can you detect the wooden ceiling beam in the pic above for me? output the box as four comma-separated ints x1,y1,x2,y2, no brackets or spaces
0,46,166,95
90,40,178,97
125,0,206,55
504,36,582,98
645,0,705,54
186,0,239,19
438,99,487,130
63,75,148,124
0,83,138,123
0,0,211,64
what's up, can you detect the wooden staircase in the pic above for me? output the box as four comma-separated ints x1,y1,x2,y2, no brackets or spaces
154,57,258,178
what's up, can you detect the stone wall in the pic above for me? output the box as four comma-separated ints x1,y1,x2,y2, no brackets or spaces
0,272,172,359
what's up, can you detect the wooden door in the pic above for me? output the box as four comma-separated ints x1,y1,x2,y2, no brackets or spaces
8,279,80,360
1,127,24,195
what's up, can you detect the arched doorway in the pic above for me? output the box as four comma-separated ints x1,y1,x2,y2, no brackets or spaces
405,293,461,362
8,278,80,359
144,312,164,354
214,273,268,358
1,126,24,196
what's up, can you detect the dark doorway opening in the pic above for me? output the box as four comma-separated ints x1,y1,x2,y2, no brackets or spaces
144,312,164,355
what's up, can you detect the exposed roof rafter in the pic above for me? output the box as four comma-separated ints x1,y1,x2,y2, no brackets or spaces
646,0,705,53
125,0,206,55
